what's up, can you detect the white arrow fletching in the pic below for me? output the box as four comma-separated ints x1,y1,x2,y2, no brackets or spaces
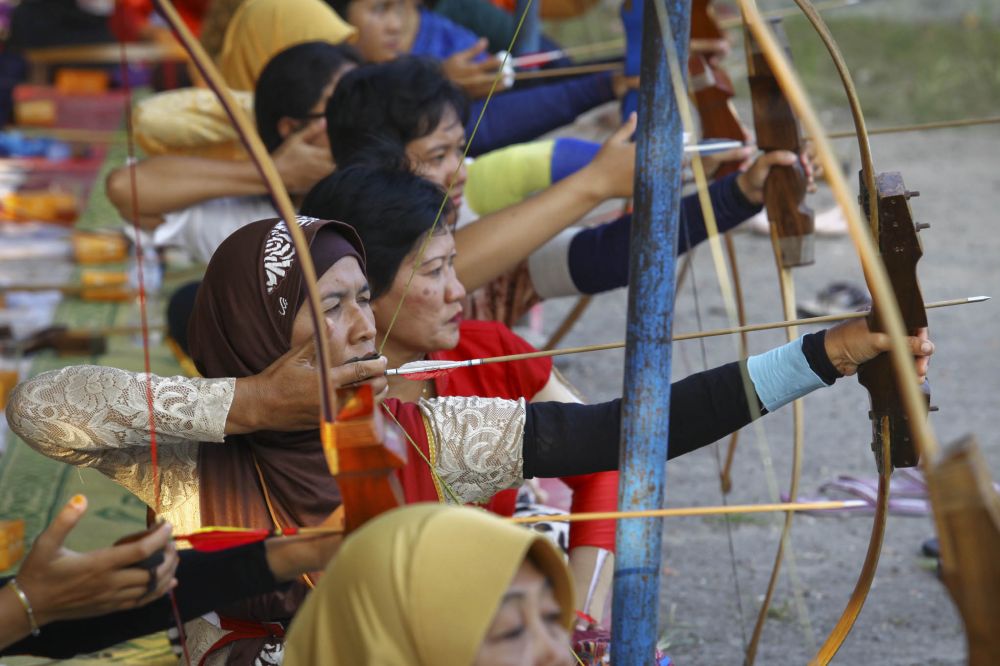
386,359,468,377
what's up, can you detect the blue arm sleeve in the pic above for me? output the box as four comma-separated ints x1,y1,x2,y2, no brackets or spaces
676,172,762,249
466,73,615,156
410,8,481,59
550,137,601,183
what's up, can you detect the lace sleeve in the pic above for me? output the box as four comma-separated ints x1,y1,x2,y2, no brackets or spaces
6,366,235,513
418,396,526,505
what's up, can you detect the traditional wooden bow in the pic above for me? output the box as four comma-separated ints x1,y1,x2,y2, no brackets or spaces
792,10,1000,655
770,1,925,661
657,1,934,660
324,385,406,534
735,1,951,663
145,1,366,530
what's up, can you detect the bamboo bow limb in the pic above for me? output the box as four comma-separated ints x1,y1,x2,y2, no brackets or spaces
783,1,892,662
742,19,816,659
151,0,342,472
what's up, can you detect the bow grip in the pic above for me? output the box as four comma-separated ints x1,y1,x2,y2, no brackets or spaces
763,161,815,267
859,356,929,472
325,385,407,533
857,170,930,472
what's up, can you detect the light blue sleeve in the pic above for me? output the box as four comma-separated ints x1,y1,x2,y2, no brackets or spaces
746,337,827,412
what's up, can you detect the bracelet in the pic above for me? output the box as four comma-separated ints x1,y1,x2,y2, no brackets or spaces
9,579,41,637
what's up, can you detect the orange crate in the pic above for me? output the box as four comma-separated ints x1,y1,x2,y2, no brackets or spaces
0,190,79,224
73,232,129,264
0,520,25,570
54,69,110,95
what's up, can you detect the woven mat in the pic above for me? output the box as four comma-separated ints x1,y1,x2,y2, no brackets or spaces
1,91,190,665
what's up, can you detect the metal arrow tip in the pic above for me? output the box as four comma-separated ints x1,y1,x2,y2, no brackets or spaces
968,295,991,303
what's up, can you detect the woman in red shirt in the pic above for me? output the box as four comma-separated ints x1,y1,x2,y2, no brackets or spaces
302,164,620,624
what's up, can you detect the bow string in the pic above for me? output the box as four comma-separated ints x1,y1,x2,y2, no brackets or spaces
374,0,536,353
687,0,754,495
742,16,816,663
115,15,191,664
652,2,819,657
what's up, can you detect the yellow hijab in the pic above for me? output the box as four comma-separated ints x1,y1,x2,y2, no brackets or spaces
283,504,576,666
218,0,356,91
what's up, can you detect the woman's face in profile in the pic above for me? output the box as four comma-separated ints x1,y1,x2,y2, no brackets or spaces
473,559,574,666
289,255,376,364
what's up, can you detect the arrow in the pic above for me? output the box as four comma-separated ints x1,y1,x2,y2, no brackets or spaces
385,296,987,380
510,499,867,525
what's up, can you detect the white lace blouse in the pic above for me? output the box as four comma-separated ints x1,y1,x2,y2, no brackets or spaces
6,365,527,665
6,365,527,535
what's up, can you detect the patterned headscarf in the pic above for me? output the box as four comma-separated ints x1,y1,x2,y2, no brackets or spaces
187,216,365,661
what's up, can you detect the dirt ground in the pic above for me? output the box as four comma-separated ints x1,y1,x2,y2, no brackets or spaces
536,117,999,664
529,3,1000,659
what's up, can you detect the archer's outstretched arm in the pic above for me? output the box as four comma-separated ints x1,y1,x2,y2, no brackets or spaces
453,115,637,292
415,321,933,498
524,320,932,477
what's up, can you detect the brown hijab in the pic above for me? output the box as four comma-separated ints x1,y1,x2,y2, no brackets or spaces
187,216,365,656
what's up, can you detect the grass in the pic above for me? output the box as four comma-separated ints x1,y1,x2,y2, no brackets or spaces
781,14,1000,124
546,2,1000,127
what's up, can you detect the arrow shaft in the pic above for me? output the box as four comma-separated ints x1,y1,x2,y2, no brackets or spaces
385,296,984,376
510,500,866,524
180,501,864,549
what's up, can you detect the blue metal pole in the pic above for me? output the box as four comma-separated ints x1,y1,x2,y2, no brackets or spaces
612,1,690,663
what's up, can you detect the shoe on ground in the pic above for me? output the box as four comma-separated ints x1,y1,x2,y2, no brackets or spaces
797,281,871,318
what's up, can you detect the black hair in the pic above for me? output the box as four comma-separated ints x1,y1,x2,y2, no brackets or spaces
324,0,351,16
325,56,469,167
299,164,453,299
254,41,362,152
